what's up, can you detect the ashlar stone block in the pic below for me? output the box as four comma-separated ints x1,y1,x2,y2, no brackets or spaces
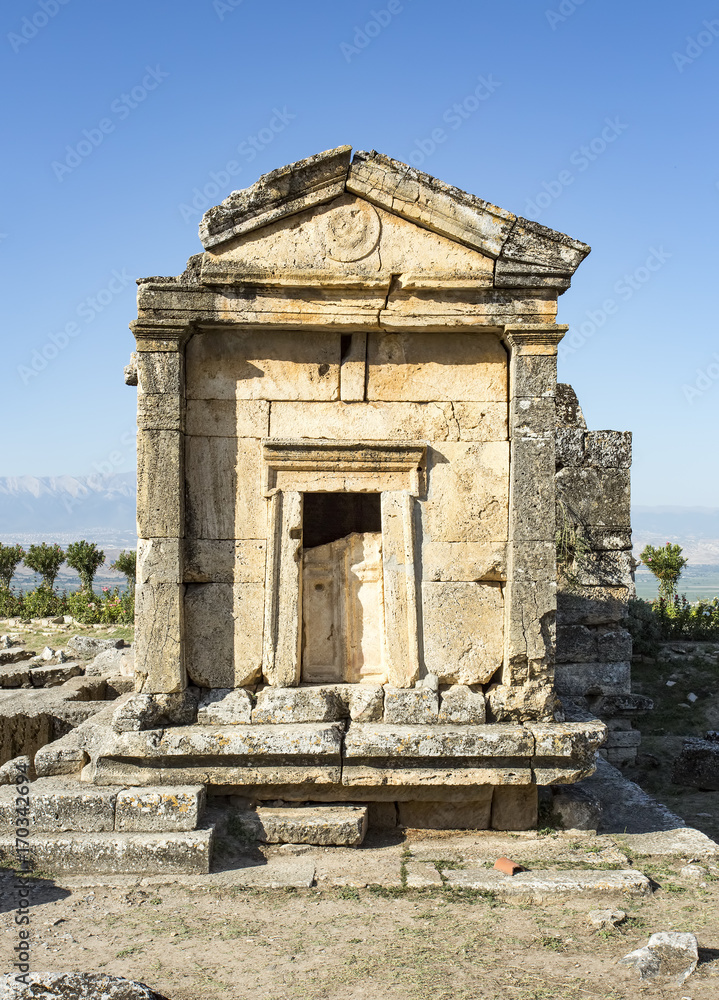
438,684,486,724
367,332,507,402
185,436,265,539
252,687,346,724
423,442,509,544
383,687,439,724
115,785,205,832
185,398,269,438
422,582,504,685
186,329,341,401
185,582,264,688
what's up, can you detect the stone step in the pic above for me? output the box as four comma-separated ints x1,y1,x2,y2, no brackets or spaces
0,779,206,833
0,826,214,874
232,803,368,846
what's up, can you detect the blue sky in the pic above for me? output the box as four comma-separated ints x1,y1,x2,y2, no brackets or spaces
1,0,717,506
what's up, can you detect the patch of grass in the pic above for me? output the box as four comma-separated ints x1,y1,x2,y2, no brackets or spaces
337,886,360,901
539,934,565,952
116,945,143,958
366,884,407,898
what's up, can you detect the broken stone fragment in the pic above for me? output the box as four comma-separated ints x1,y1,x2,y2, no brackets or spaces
588,908,625,929
197,687,253,725
438,684,486,724
672,737,719,790
0,972,170,1000
86,646,135,677
619,931,698,982
111,690,199,732
66,635,125,659
0,755,33,786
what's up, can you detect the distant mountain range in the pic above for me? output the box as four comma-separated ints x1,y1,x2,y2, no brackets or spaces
0,478,716,567
0,473,136,540
632,505,719,565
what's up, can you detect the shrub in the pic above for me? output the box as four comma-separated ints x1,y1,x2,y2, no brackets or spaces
0,544,25,589
66,540,105,593
640,542,688,601
111,550,136,592
23,543,65,591
626,598,663,657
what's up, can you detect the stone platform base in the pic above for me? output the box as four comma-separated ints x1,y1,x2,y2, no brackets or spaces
229,803,369,845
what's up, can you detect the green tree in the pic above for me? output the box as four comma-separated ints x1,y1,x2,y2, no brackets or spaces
0,544,25,589
640,542,688,600
24,543,65,590
111,550,137,593
66,540,105,594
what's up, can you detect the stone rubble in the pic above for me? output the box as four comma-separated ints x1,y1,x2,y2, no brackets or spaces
619,931,699,983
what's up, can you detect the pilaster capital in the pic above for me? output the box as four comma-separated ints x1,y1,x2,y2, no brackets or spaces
502,324,568,356
130,321,192,353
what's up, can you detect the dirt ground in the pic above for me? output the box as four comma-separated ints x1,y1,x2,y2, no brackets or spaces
1,830,718,1000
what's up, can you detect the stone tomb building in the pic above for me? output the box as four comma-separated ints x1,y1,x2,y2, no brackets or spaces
111,146,612,839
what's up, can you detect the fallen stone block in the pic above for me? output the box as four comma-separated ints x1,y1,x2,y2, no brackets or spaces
115,785,206,832
444,867,651,901
29,662,83,688
672,737,719,791
66,636,125,659
0,778,117,833
0,755,33,786
0,826,214,875
551,784,602,831
197,687,252,724
0,972,170,1000
619,931,698,982
0,664,31,688
238,803,368,845
0,647,33,666
86,646,135,677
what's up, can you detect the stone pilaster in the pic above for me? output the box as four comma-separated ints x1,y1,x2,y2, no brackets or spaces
488,324,566,722
131,323,190,694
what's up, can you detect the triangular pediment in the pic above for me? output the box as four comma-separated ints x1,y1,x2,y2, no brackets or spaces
202,192,495,285
197,146,591,290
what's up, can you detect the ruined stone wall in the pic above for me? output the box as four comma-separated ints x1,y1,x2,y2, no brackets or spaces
554,384,639,760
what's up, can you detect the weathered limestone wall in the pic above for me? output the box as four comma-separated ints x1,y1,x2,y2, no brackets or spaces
180,327,510,693
554,384,634,707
